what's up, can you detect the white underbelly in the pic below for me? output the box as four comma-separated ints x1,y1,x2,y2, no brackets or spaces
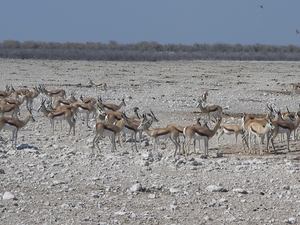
53,115,65,121
193,133,207,141
156,134,170,140
3,123,17,131
223,130,234,135
102,129,114,137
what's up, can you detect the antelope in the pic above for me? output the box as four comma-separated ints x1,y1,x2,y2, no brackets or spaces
1,94,27,107
102,97,126,112
24,86,42,109
291,83,300,99
0,108,35,148
95,107,107,123
279,106,296,122
92,112,129,153
248,118,275,155
89,78,107,92
0,85,15,98
267,111,300,153
12,88,31,99
71,99,102,128
241,104,274,148
40,85,66,101
217,122,244,146
105,107,142,124
52,91,77,109
167,118,207,155
201,90,208,103
183,116,221,158
80,95,98,105
0,103,20,118
137,117,181,157
38,98,76,136
196,99,222,120
121,110,158,152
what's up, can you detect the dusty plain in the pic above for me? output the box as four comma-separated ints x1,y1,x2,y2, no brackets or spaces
0,59,300,224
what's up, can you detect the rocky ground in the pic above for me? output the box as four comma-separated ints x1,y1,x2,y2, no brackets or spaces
0,59,300,224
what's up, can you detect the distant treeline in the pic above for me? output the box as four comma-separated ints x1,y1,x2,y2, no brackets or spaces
1,40,300,61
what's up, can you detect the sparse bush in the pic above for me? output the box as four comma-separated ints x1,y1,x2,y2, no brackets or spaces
0,40,300,61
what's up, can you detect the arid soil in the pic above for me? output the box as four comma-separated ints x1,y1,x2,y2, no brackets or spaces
0,59,300,224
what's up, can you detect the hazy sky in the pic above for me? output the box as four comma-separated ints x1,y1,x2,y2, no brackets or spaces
1,1,300,46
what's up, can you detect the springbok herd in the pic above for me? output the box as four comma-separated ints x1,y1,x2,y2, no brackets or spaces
0,81,300,158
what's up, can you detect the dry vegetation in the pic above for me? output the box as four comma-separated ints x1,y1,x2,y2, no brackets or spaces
1,40,300,61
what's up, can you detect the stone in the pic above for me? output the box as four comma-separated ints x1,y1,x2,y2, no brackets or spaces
3,192,17,200
130,183,142,192
114,211,127,216
169,187,180,194
233,188,248,194
148,194,156,199
206,185,225,192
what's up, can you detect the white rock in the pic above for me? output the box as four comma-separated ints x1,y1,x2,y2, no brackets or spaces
114,211,127,216
206,185,224,192
3,192,17,200
289,218,297,224
204,215,213,221
219,198,228,203
61,203,69,209
130,183,142,192
169,187,180,194
148,194,156,199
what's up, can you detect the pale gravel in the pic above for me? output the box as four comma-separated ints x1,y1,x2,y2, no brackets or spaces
0,59,300,224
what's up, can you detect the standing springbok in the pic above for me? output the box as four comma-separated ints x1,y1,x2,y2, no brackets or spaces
248,118,275,155
40,85,66,102
92,112,129,153
0,107,35,148
38,98,76,136
137,116,181,157
0,85,15,98
183,116,221,158
196,99,222,120
267,111,300,153
291,83,300,99
217,122,245,146
102,97,126,112
121,110,159,152
201,90,208,103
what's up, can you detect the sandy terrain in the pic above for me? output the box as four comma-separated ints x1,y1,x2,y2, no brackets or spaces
0,59,300,224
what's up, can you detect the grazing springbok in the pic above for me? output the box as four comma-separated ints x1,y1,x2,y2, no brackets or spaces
89,78,107,92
